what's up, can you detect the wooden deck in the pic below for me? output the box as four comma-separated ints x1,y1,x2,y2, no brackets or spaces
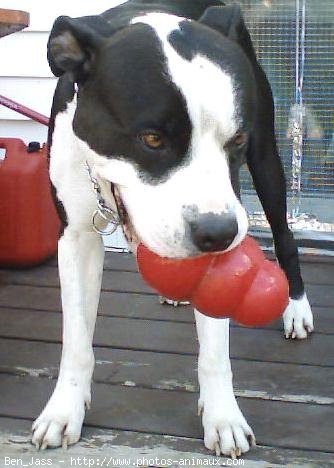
0,251,333,467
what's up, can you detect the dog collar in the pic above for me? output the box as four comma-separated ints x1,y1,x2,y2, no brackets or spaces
85,160,120,235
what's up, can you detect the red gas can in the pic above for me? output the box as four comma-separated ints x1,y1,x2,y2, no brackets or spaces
0,138,60,267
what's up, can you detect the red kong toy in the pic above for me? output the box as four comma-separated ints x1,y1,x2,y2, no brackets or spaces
136,236,289,326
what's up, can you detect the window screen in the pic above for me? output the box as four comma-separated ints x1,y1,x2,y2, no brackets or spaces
227,0,334,235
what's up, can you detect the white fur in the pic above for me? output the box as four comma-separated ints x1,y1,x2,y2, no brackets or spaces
283,293,314,339
132,11,185,37
49,97,98,229
32,102,105,449
195,310,255,458
32,230,104,449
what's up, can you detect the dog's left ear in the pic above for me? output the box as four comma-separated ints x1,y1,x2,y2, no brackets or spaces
47,15,107,79
199,4,257,63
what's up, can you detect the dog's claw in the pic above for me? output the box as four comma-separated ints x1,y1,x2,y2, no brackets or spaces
248,433,256,447
41,440,48,451
214,442,221,457
62,436,69,450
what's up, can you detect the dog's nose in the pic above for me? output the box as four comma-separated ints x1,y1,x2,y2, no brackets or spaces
189,212,238,252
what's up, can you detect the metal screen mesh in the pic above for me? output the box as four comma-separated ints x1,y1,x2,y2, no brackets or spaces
226,0,334,229
302,0,334,196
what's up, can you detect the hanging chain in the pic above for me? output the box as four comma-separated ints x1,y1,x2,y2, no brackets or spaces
290,0,306,219
291,108,303,218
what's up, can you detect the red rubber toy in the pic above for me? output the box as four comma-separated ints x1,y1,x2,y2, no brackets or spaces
136,236,289,326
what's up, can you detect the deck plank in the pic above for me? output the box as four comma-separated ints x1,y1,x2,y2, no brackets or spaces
101,254,334,286
1,417,334,467
0,374,333,453
1,263,334,307
0,267,154,295
0,284,333,334
48,250,334,282
0,308,333,366
1,338,334,402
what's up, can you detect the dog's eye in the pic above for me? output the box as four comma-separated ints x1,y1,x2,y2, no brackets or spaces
139,133,164,149
233,132,247,146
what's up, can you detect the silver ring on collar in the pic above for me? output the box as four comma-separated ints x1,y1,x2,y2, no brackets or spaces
85,160,121,235
92,208,119,235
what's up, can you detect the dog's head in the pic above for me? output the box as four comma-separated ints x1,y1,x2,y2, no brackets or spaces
48,5,258,258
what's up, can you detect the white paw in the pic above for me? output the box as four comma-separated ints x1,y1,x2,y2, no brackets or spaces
198,381,255,458
32,382,90,450
283,293,314,339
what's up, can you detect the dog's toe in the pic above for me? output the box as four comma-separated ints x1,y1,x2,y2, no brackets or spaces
32,414,82,450
219,427,238,456
204,418,254,458
32,421,48,450
283,293,314,339
32,383,87,449
39,427,61,450
201,394,255,458
34,422,60,450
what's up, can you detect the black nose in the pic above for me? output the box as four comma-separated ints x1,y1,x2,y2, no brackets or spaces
189,212,238,252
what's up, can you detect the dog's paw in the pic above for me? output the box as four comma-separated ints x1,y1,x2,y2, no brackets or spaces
283,293,314,339
32,383,90,450
159,296,190,306
198,384,255,458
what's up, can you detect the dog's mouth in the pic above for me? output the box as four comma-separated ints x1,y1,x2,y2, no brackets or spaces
113,185,140,253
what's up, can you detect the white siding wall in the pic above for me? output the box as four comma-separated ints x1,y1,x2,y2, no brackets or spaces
0,0,128,249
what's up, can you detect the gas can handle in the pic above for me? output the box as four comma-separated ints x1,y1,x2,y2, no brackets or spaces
0,139,9,163
0,139,26,166
0,139,9,150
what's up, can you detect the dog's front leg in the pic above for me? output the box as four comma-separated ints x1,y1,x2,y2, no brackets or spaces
195,310,255,458
247,136,314,339
32,228,104,449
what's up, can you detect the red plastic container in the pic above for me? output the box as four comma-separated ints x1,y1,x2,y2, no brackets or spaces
0,138,60,267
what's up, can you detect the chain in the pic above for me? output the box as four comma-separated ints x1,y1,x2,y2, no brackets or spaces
85,161,120,235
291,0,306,219
291,113,303,218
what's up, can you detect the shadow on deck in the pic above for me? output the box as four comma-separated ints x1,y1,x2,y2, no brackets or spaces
0,251,333,467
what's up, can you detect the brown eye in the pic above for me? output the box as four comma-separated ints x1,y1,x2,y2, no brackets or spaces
140,133,164,149
233,132,247,146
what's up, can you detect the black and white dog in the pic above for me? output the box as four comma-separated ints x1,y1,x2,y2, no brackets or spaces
32,0,314,457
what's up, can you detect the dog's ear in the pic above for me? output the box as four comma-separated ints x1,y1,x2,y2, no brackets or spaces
47,15,108,79
199,4,257,63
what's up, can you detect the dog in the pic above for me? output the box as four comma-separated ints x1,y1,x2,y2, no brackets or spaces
32,0,314,457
